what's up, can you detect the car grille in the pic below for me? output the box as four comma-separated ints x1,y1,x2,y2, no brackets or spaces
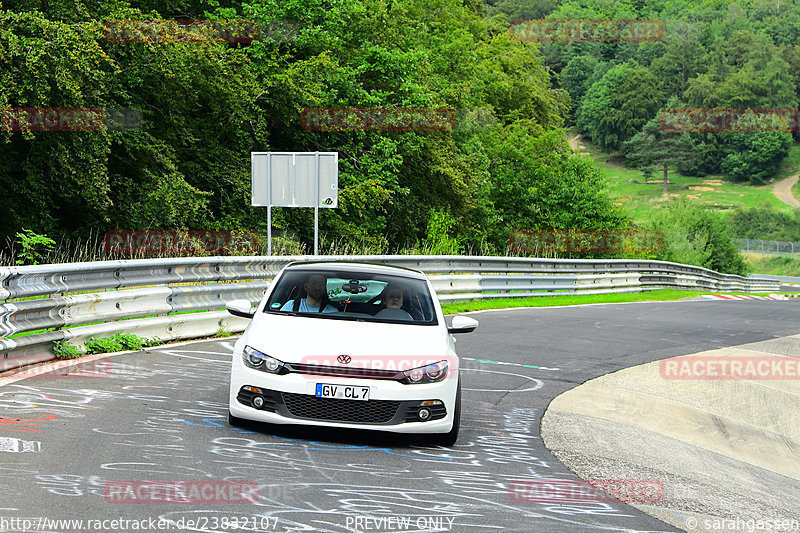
285,363,402,380
282,392,401,424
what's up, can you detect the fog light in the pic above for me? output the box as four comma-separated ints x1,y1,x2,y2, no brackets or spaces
418,408,431,421
252,396,265,409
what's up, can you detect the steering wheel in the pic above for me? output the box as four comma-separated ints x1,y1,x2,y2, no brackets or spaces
374,307,414,320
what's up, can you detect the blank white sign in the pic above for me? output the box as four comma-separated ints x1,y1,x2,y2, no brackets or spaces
251,152,338,208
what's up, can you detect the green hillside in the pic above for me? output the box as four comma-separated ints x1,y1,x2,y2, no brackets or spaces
571,136,800,224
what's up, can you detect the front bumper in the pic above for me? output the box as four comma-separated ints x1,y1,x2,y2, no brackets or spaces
229,360,458,434
237,386,447,424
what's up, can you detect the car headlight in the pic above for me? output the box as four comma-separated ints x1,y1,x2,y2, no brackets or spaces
402,360,449,384
243,346,286,374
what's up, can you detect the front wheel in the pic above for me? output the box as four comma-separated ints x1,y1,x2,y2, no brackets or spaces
429,378,461,446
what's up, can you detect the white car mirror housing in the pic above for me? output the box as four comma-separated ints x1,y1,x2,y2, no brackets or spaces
448,315,479,334
227,299,256,319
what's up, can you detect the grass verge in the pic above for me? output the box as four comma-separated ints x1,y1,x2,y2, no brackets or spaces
440,289,758,314
743,253,800,277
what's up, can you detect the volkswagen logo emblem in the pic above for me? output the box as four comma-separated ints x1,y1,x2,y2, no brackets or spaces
337,354,351,364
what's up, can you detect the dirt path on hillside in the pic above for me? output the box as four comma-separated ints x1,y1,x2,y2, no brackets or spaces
773,173,800,208
567,132,582,151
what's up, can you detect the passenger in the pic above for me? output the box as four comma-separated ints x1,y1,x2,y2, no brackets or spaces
281,273,338,313
383,286,404,309
377,284,413,320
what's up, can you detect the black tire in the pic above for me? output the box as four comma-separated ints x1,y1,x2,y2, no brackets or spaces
228,411,247,427
430,378,461,446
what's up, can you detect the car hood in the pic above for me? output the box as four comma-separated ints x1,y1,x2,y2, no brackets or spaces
242,313,453,363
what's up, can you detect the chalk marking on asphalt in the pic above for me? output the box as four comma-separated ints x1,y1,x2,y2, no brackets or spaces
0,353,119,388
462,357,559,371
151,349,231,356
462,368,543,393
153,350,229,364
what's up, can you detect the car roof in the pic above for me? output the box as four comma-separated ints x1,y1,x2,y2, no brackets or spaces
283,261,427,280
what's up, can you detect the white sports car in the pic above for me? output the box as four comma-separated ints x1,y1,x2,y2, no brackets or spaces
225,261,478,445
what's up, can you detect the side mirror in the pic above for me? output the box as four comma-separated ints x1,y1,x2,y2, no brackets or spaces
227,299,256,319
448,315,479,334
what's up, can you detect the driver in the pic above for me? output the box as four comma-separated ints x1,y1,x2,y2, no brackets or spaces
281,273,338,313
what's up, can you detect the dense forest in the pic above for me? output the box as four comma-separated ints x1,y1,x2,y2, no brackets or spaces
1,0,799,274
489,0,800,182
0,0,627,254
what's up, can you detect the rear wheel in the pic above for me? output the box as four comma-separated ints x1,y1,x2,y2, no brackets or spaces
430,378,461,446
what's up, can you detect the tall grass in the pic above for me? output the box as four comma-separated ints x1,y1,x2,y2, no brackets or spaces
742,252,800,277
1,229,538,266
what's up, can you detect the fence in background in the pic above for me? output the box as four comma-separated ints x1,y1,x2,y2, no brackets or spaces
0,255,778,372
734,239,800,258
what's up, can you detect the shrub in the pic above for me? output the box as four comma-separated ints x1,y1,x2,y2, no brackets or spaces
727,206,800,241
15,229,56,265
84,332,158,355
52,340,85,359
651,199,746,275
420,208,463,255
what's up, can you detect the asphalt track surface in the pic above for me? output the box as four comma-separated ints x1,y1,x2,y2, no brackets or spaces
3,299,800,533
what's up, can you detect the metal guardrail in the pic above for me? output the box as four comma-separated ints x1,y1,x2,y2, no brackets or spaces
747,273,800,284
0,255,780,372
734,238,800,257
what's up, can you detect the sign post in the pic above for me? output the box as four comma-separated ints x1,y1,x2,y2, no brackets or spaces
251,152,338,255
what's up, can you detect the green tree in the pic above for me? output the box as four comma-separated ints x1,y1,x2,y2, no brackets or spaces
720,131,793,184
577,62,663,151
623,110,694,195
649,37,707,99
559,55,599,121
478,121,627,242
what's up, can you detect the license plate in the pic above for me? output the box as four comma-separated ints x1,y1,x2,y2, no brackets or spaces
315,383,370,401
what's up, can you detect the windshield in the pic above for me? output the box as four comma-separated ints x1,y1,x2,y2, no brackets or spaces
264,268,438,325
